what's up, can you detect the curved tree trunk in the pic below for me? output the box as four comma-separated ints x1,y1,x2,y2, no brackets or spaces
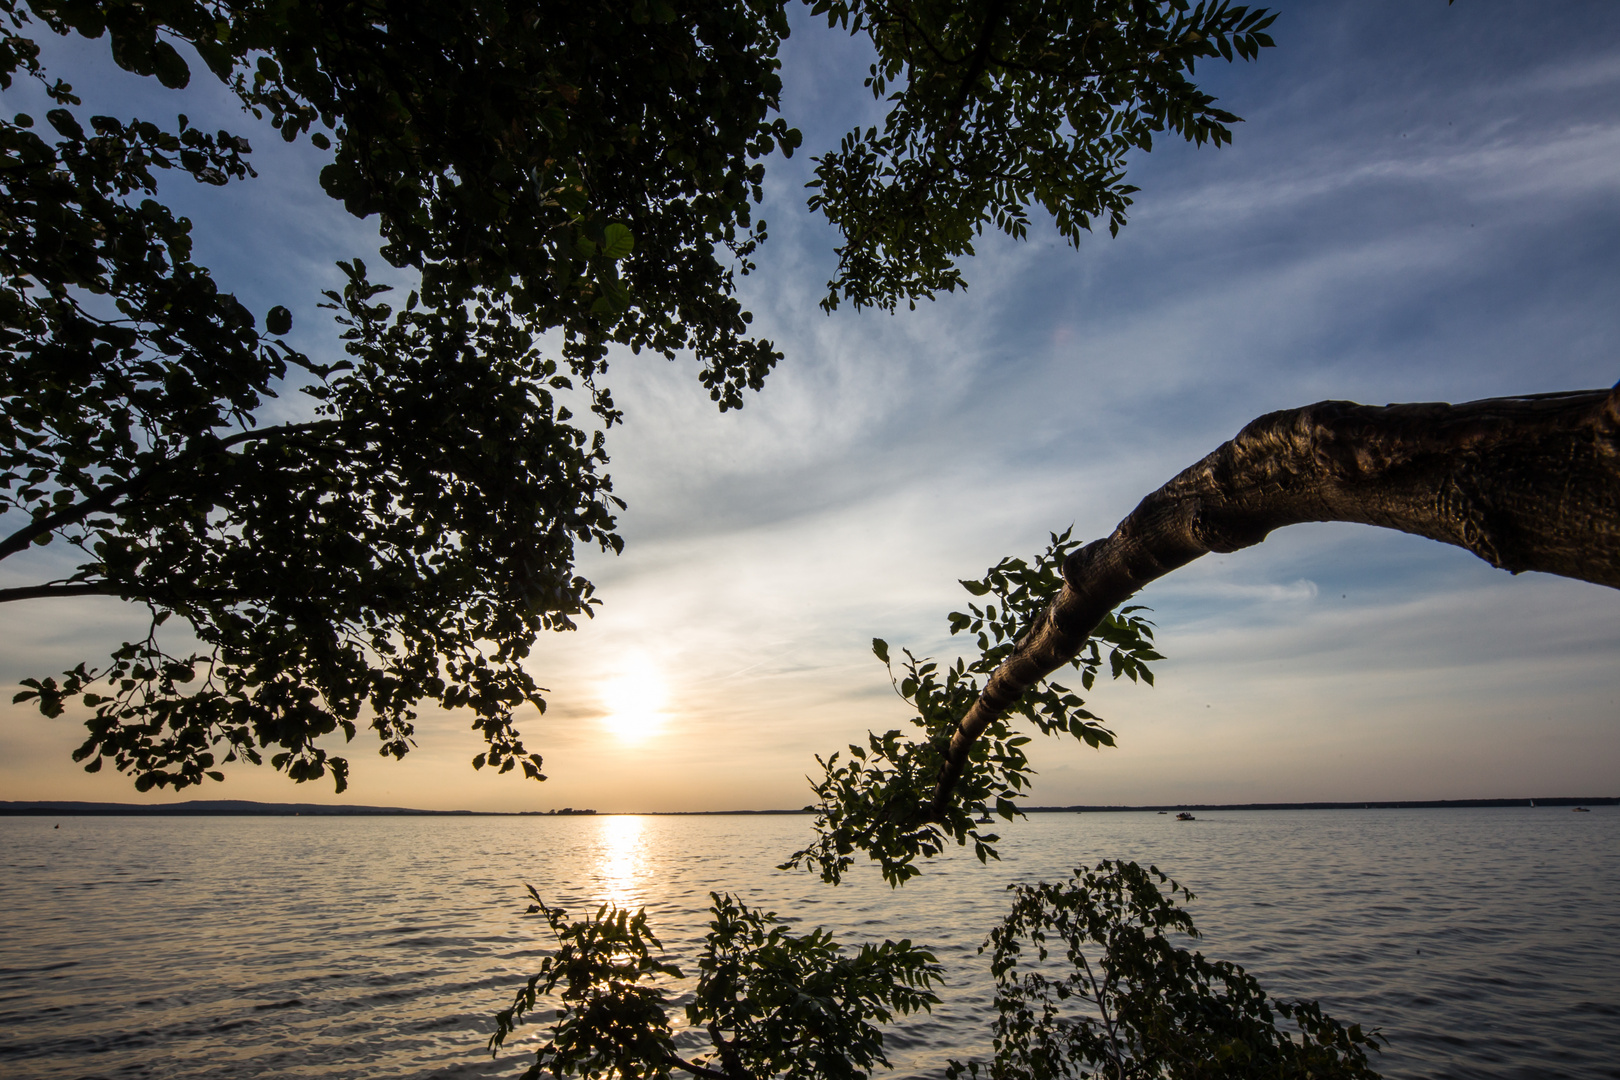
930,386,1620,817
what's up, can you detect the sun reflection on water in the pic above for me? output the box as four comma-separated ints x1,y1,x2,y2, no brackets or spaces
593,815,648,909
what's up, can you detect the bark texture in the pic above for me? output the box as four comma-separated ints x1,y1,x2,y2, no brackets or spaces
931,386,1620,817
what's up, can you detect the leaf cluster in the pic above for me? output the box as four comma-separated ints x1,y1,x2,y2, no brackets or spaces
2,0,802,789
807,0,1276,312
491,888,942,1080
493,889,685,1080
687,893,943,1080
20,0,802,405
948,860,1384,1080
10,244,617,789
782,529,1162,886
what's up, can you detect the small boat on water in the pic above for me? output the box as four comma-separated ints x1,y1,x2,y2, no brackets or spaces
1176,812,1196,821
1573,806,1591,812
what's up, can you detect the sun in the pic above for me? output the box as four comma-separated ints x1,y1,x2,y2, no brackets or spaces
598,663,667,743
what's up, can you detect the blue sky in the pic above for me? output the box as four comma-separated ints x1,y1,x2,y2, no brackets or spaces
3,1,1617,811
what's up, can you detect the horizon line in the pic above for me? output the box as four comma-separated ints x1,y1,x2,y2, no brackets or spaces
2,796,1616,817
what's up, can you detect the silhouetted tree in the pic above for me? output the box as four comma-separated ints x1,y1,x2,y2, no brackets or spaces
5,0,1282,792
490,866,1384,1080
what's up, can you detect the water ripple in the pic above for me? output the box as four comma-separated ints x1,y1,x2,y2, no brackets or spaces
0,808,1614,1078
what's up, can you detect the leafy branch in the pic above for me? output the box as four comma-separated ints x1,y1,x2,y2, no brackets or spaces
12,260,619,793
808,0,1278,312
949,861,1385,1080
491,863,1383,1080
782,528,1161,886
491,888,942,1080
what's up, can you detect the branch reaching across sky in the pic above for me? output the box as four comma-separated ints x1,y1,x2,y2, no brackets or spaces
782,528,1161,886
788,389,1620,881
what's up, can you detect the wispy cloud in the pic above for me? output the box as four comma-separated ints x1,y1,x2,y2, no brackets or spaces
4,1,1616,810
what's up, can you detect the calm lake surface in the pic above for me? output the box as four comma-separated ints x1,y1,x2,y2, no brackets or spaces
0,808,1616,1079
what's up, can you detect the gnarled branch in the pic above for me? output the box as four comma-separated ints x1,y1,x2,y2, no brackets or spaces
930,386,1620,816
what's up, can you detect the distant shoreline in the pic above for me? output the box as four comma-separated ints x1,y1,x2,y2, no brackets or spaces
2,797,1614,817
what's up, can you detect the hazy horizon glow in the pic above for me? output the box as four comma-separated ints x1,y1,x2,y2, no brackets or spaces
2,1,1616,812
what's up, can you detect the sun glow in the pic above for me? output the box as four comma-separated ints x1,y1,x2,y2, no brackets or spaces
598,661,668,743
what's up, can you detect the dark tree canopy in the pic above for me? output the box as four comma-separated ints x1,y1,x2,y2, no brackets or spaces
808,0,1274,311
3,0,1278,792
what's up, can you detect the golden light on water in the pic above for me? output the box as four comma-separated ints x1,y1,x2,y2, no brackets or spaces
598,658,668,743
595,814,647,909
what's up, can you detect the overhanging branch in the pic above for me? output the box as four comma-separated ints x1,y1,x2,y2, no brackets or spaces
0,419,340,563
0,582,121,604
930,386,1620,817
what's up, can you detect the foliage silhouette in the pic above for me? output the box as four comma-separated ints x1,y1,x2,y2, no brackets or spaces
5,0,1278,791
491,886,943,1080
783,530,1161,886
950,861,1383,1080
491,863,1383,1080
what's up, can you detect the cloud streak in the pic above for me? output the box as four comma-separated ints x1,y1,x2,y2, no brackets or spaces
3,1,1616,811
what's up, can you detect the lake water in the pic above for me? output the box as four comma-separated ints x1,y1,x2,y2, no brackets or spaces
0,808,1616,1079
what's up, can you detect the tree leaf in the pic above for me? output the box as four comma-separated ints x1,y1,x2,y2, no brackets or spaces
599,223,634,259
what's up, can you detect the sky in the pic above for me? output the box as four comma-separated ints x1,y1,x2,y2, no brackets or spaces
2,1,1617,812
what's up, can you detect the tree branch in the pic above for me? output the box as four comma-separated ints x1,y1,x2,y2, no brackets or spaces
707,1021,756,1080
0,480,132,563
670,1055,732,1080
0,582,121,603
937,0,1006,146
832,1,1007,281
930,386,1620,817
0,420,339,563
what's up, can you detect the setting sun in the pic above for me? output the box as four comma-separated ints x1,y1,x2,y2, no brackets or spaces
598,661,668,743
